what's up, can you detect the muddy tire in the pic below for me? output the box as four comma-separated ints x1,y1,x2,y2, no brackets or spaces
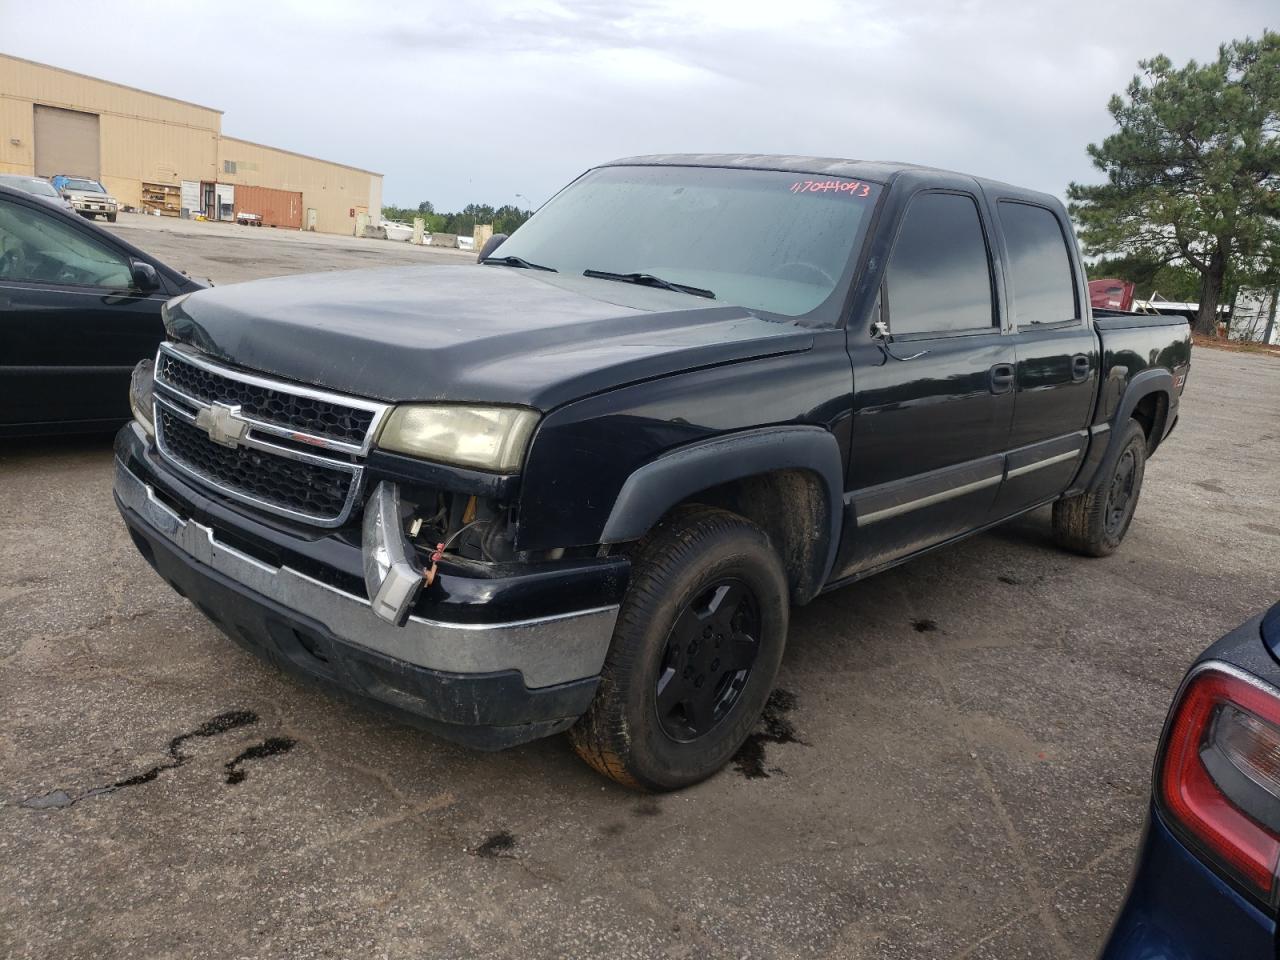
570,507,789,791
1052,419,1147,557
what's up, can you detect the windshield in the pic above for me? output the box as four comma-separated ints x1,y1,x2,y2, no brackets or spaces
63,179,105,193
495,165,882,322
1,177,59,198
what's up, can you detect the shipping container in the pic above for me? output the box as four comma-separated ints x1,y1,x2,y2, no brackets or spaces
232,183,303,230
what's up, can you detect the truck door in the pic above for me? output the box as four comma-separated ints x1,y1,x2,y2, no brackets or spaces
839,189,1015,576
987,199,1096,518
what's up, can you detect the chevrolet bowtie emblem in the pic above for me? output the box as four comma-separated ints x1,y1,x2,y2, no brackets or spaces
195,402,250,448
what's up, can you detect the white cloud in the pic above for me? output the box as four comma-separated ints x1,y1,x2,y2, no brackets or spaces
1,0,1274,209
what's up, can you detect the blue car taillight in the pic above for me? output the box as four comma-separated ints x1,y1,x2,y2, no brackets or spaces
1158,663,1280,908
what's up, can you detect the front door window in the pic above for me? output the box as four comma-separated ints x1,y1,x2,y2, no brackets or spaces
0,197,132,288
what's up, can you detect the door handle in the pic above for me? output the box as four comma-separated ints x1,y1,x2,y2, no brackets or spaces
1071,354,1091,382
990,363,1015,395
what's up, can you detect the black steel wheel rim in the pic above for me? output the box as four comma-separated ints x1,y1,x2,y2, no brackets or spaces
655,578,761,743
1105,448,1137,535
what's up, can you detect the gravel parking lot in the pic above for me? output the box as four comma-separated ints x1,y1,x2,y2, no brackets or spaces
107,211,473,284
2,223,1278,959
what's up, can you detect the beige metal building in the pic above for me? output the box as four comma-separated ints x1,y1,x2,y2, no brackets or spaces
0,54,381,235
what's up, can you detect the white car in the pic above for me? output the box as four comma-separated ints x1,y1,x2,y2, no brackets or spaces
53,176,119,222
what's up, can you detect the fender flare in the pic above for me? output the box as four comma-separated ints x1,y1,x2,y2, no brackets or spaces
600,425,845,591
1076,368,1173,495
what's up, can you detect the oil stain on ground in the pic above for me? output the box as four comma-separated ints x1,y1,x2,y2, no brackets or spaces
473,831,517,858
224,737,297,785
19,710,293,809
911,618,939,632
732,688,805,779
632,799,661,817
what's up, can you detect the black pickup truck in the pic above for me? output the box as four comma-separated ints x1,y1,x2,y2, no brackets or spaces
114,155,1190,790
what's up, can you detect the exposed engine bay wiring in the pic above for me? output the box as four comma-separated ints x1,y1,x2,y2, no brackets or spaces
422,519,492,587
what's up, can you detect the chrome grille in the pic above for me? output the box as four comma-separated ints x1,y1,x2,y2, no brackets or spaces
157,408,356,521
155,346,380,449
151,343,391,527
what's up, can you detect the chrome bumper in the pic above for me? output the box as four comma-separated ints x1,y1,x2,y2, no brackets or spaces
113,454,618,688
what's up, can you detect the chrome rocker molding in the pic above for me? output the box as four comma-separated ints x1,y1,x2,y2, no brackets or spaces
854,436,1087,526
115,455,619,689
1005,449,1079,479
858,473,1002,525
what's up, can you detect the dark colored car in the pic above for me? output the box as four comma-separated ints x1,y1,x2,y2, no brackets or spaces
113,155,1191,789
0,184,203,437
1102,602,1280,959
0,173,76,213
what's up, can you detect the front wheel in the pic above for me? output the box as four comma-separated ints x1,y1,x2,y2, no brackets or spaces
107,213,116,223
1052,419,1147,557
570,507,789,791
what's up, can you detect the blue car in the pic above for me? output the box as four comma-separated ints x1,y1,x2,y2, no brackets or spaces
1101,601,1280,958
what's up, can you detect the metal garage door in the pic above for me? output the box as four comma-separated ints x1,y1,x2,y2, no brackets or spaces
33,105,100,179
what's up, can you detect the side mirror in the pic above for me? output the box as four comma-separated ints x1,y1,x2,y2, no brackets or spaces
477,233,508,263
131,261,160,292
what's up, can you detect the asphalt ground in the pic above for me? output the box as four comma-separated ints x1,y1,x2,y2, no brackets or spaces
108,210,474,284
2,222,1278,959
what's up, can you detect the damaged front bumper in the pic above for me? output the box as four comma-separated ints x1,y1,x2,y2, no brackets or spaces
112,424,625,749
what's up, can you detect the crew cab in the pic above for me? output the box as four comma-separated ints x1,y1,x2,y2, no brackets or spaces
113,155,1191,790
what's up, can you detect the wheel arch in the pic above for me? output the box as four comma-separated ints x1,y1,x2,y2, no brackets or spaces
599,426,844,604
1079,369,1173,495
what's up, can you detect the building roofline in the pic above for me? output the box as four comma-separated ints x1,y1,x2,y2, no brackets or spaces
0,52,224,115
220,135,383,178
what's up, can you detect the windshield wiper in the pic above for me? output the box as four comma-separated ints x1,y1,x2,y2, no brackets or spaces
481,255,557,272
583,269,715,300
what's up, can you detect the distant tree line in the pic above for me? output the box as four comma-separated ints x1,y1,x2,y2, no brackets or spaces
380,201,534,237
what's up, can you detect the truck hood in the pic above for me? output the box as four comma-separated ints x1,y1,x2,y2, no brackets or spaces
164,264,814,409
64,190,115,203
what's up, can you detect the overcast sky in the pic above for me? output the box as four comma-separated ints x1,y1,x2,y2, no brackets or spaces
2,0,1274,211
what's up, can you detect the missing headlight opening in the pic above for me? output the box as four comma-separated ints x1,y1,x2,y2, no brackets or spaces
398,486,513,569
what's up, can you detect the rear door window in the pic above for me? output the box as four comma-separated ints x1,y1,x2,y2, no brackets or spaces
885,192,995,336
998,201,1078,326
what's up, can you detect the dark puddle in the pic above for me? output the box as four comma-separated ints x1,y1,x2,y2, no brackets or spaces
911,618,939,632
998,573,1046,586
732,688,805,779
473,831,517,858
224,737,297,785
19,709,291,810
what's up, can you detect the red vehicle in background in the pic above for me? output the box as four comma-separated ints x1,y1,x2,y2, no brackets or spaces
1090,278,1136,312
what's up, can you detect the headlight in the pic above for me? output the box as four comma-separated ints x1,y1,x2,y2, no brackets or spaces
129,359,155,438
377,404,539,472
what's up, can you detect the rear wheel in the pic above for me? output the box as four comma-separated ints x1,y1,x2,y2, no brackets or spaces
570,507,789,791
1052,419,1147,557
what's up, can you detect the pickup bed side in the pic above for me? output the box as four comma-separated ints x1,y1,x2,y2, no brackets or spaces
1069,314,1191,497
